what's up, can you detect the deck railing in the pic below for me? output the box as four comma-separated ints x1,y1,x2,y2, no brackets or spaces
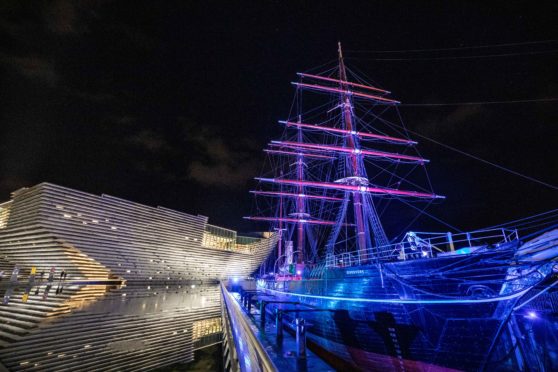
326,228,518,268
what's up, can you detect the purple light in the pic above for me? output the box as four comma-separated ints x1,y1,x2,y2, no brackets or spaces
292,82,400,104
296,72,391,94
273,140,427,162
255,177,444,199
280,121,415,145
296,270,302,275
250,190,343,201
244,216,350,226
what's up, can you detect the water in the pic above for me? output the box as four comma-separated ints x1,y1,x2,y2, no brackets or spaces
0,280,222,371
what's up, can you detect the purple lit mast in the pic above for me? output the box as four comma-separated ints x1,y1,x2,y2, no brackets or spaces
296,117,305,263
337,42,370,261
247,43,443,266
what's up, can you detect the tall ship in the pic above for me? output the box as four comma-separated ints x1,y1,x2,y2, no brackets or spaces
247,44,558,371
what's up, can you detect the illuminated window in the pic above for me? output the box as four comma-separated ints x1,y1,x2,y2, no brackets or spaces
0,203,11,229
192,317,222,340
201,224,260,253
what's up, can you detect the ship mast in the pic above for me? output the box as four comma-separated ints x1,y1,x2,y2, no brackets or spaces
337,42,368,261
295,116,305,263
247,44,445,269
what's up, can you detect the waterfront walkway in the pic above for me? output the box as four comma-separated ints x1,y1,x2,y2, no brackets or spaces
221,281,334,372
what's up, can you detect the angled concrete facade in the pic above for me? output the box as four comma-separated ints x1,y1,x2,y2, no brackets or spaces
0,183,277,282
0,183,276,370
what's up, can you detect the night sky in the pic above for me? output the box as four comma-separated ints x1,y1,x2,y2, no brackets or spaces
1,1,557,234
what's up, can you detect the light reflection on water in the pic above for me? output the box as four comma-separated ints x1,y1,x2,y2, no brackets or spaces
0,281,222,370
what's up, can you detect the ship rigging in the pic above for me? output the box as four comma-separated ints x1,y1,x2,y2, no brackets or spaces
246,42,443,269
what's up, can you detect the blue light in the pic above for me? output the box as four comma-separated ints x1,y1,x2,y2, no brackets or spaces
232,277,239,283
526,311,538,319
265,287,531,304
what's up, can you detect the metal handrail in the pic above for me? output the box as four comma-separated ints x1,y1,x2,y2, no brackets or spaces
220,283,277,372
325,227,519,268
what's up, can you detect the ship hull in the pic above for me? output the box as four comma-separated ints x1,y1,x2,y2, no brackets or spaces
261,246,554,371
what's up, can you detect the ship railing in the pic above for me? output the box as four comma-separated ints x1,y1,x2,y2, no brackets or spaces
326,251,362,267
325,227,518,267
407,228,519,253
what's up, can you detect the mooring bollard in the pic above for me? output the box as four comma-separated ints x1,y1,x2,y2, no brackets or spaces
260,301,266,328
296,318,306,358
276,309,283,343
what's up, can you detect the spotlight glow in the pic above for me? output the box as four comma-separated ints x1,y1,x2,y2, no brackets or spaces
527,311,538,319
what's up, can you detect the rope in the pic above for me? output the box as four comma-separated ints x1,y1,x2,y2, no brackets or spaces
398,126,558,191
397,198,462,232
347,49,558,61
346,39,558,54
401,97,558,106
483,208,558,229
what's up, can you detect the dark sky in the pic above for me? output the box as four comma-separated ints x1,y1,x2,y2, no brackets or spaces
1,1,557,233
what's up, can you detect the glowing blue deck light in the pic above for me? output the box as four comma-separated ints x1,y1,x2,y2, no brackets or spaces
232,277,239,283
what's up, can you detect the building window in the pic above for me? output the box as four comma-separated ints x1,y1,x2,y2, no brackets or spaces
192,317,222,340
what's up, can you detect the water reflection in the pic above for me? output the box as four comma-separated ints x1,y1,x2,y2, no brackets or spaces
0,280,222,370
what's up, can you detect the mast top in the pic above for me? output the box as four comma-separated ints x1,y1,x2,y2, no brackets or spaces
337,42,348,85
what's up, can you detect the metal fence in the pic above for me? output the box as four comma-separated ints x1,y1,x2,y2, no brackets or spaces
221,283,276,372
326,228,518,268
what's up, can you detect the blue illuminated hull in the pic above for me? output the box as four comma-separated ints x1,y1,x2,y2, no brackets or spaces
262,243,557,371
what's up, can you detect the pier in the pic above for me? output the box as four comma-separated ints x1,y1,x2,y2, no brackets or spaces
221,280,336,371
